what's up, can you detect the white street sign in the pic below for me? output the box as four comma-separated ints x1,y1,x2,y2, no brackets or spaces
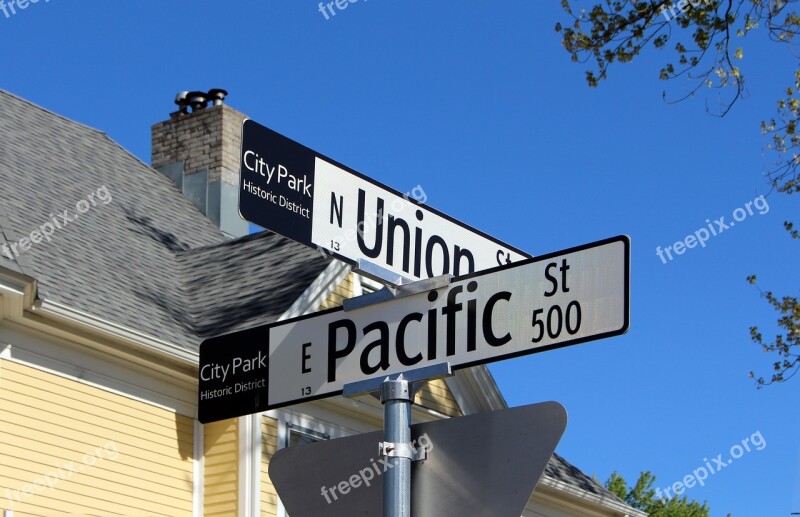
198,236,629,423
238,119,531,282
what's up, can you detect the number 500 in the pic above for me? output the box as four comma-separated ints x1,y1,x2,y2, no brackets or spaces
531,301,582,343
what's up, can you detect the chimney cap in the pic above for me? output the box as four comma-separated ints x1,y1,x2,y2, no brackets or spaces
174,91,189,105
170,89,228,117
173,91,190,115
186,91,209,111
208,88,228,106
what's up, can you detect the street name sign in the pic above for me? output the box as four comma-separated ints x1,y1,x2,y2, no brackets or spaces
238,119,531,281
198,235,629,423
269,401,568,517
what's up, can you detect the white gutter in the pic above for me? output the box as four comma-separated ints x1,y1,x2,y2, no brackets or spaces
33,298,199,366
445,364,507,414
538,476,649,517
0,265,198,377
0,268,37,320
0,259,350,380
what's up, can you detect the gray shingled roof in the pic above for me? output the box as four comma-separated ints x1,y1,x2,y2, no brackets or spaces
545,452,632,506
177,232,328,339
0,89,330,350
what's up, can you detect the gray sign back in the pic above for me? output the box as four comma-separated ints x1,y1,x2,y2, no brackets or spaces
269,401,567,517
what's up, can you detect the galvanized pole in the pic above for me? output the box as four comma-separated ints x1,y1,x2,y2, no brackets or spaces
344,363,451,517
380,376,413,517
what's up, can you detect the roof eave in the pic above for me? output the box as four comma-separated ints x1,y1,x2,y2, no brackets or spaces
0,267,198,380
537,476,649,517
0,266,37,321
444,364,508,414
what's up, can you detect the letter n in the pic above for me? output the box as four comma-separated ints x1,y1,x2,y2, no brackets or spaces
330,193,343,227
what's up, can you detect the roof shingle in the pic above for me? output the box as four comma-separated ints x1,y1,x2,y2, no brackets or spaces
0,89,330,350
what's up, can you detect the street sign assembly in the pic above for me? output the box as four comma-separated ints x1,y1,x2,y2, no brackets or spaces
218,119,632,517
198,235,629,424
238,119,531,282
269,401,567,517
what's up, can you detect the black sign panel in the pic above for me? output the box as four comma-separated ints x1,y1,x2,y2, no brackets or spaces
198,326,270,424
239,120,315,244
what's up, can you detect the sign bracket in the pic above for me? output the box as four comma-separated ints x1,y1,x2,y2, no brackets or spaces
345,260,451,312
352,259,415,288
343,363,453,517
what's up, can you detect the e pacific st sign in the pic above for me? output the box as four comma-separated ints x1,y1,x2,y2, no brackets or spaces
198,236,630,424
238,119,531,282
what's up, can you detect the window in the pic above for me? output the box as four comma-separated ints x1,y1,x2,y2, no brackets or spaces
286,422,329,448
274,413,351,517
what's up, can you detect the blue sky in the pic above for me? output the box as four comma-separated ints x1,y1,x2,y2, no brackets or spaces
2,1,798,515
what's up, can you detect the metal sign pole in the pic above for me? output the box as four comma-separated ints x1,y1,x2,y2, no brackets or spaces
341,268,455,517
343,363,453,517
380,376,412,517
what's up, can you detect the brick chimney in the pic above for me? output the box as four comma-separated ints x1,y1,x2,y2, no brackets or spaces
151,89,249,238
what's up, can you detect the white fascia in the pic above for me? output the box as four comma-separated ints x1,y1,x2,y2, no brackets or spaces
444,364,508,415
0,268,37,321
35,298,198,364
280,259,351,320
0,266,197,381
537,476,649,517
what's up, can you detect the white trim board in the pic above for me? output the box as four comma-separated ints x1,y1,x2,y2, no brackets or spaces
0,324,196,416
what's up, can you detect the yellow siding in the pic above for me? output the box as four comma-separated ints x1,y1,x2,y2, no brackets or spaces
318,272,356,310
0,359,194,516
204,418,238,517
415,378,462,417
261,416,279,516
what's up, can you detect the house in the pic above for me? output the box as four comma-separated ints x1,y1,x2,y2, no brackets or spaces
0,88,645,517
